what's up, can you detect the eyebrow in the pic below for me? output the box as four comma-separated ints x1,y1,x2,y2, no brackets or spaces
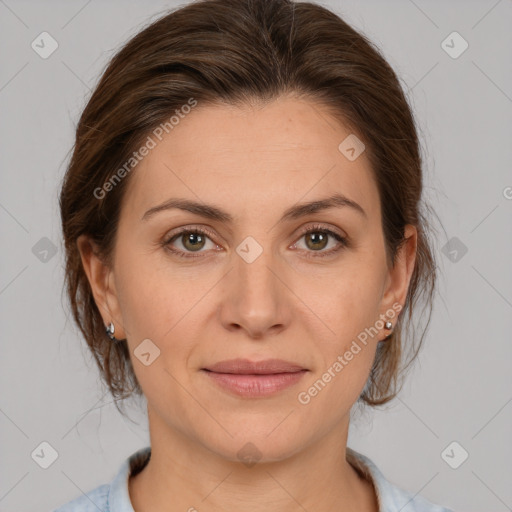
141,193,367,223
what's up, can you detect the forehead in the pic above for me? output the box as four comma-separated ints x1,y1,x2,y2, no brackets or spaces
121,95,380,223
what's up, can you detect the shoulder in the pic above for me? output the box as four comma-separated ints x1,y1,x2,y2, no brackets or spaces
381,480,453,512
52,484,110,511
51,446,151,512
347,447,454,512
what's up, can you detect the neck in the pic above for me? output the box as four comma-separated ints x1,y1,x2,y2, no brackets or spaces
129,410,378,512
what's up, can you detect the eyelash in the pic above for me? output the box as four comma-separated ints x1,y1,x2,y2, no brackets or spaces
162,224,348,260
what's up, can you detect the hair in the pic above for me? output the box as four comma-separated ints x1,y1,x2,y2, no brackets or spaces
59,0,440,415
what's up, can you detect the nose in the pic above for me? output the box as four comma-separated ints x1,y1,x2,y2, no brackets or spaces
218,245,292,339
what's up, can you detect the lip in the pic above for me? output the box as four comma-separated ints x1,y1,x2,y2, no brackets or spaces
203,358,306,374
201,358,308,398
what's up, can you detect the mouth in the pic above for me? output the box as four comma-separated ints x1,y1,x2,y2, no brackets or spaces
203,358,307,374
201,358,308,397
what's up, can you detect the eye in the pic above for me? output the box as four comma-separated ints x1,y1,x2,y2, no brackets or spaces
162,227,220,258
162,224,348,259
292,224,348,258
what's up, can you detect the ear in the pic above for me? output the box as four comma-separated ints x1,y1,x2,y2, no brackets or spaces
379,224,418,321
76,234,126,339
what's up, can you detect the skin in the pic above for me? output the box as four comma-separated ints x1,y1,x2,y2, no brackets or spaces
78,94,417,512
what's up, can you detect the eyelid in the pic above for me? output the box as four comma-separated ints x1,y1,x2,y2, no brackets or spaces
165,225,217,242
294,222,346,240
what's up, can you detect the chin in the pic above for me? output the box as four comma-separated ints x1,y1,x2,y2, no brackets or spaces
195,419,310,465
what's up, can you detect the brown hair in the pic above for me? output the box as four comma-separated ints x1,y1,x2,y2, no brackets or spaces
59,0,440,413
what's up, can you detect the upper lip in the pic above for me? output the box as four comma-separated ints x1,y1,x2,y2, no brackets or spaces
203,358,307,375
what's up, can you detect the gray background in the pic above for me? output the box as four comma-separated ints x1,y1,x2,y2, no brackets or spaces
1,0,511,511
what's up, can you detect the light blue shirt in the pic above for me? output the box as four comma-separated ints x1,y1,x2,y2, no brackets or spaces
52,446,454,511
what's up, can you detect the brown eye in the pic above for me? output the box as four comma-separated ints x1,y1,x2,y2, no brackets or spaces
163,227,219,258
294,226,348,259
181,232,206,252
304,231,329,251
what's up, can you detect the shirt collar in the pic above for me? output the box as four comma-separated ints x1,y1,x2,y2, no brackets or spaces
347,446,424,511
108,446,151,512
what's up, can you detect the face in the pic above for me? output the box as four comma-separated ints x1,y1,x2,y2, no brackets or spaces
79,94,416,463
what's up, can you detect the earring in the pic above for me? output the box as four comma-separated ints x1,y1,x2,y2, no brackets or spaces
380,320,393,342
105,321,119,341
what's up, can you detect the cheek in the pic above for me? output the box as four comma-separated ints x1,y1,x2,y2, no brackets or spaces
114,246,198,336
297,259,384,396
114,256,217,395
298,261,384,341
300,283,381,415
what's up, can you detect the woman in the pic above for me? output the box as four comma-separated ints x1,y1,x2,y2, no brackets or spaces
55,0,452,510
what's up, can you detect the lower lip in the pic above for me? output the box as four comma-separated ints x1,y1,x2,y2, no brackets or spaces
202,370,307,397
